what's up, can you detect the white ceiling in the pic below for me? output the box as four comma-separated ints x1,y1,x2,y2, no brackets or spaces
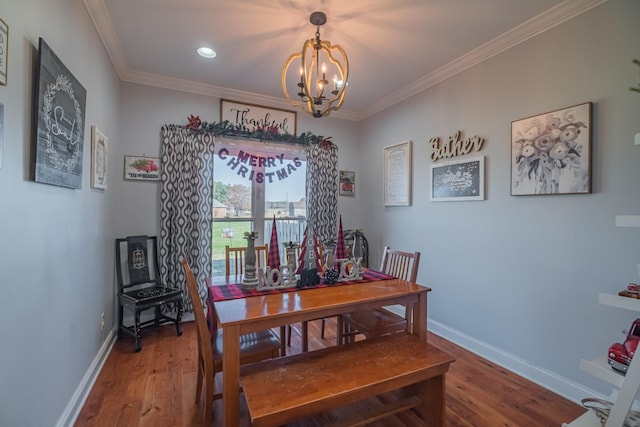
83,0,606,121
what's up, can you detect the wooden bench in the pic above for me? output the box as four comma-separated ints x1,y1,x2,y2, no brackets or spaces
240,333,455,427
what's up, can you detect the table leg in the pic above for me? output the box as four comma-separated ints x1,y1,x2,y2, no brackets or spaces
222,324,241,427
302,320,309,352
413,293,428,341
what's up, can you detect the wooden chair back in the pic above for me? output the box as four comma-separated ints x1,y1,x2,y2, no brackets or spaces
337,247,422,344
181,259,214,427
225,244,268,275
380,246,421,282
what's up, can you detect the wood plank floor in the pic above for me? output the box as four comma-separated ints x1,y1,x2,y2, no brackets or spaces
75,318,585,426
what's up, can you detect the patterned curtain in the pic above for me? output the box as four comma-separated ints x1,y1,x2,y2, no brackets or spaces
306,143,339,244
159,125,216,311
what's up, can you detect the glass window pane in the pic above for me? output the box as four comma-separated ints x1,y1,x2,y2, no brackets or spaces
264,158,307,258
211,144,307,275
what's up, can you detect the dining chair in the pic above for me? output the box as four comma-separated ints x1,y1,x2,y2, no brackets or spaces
115,235,183,352
337,246,421,345
181,259,283,427
225,244,286,354
225,244,268,275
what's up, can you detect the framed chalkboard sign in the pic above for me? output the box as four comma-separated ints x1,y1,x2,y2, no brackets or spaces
430,156,484,201
31,38,87,189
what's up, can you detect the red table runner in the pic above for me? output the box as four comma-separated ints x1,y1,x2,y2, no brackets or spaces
210,269,394,302
206,269,395,335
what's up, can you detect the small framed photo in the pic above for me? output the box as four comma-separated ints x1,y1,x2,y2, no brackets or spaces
124,156,161,181
0,18,7,86
383,141,412,206
431,156,484,201
91,126,108,189
339,170,355,196
511,102,592,195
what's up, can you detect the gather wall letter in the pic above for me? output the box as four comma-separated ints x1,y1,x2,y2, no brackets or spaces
430,130,485,162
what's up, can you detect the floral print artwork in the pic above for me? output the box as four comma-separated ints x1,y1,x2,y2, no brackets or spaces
511,103,591,195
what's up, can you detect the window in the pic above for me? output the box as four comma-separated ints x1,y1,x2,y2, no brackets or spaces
212,139,307,275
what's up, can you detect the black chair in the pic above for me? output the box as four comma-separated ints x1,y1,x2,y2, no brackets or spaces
115,235,184,352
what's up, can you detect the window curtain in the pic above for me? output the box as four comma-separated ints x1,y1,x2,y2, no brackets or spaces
159,124,338,312
159,125,216,311
306,143,339,244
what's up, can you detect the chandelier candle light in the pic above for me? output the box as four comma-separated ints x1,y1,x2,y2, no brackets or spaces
282,11,349,118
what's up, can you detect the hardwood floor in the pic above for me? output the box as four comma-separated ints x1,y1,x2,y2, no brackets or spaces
75,319,585,426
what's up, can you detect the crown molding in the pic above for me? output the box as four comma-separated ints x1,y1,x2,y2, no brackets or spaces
122,69,361,122
84,0,607,123
82,0,128,80
357,0,608,121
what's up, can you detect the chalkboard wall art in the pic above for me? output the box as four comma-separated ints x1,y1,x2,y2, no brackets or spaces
430,156,485,202
31,38,87,189
0,18,7,86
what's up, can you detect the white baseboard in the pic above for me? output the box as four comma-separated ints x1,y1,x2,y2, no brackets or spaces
428,319,603,404
55,327,117,427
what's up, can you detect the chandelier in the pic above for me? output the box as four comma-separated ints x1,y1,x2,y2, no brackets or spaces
281,11,349,118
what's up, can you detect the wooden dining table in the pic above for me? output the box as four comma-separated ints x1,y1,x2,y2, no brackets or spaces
207,273,431,427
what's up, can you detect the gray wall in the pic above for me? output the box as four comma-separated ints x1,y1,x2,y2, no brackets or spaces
1,0,639,425
0,0,121,426
114,82,363,237
357,0,640,401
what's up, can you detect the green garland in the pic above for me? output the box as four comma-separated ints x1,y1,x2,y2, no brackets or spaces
181,115,334,147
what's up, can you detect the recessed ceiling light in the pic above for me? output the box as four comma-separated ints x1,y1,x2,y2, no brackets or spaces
197,47,216,59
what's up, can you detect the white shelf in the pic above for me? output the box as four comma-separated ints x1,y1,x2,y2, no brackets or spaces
598,293,640,312
562,409,600,427
570,222,640,427
580,356,625,388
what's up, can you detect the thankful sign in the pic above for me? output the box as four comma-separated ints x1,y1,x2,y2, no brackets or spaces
430,130,485,162
220,99,297,135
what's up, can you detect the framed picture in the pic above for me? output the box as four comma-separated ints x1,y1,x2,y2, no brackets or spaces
431,156,484,201
124,156,161,181
31,38,87,189
511,102,592,195
220,99,297,135
383,141,412,206
339,170,355,196
0,18,7,86
91,126,108,189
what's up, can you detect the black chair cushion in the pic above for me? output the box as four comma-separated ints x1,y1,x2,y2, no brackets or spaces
120,285,182,305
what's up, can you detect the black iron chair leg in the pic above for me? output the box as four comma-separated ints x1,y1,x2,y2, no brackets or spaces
117,304,124,339
134,310,142,352
154,306,162,327
176,300,184,336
